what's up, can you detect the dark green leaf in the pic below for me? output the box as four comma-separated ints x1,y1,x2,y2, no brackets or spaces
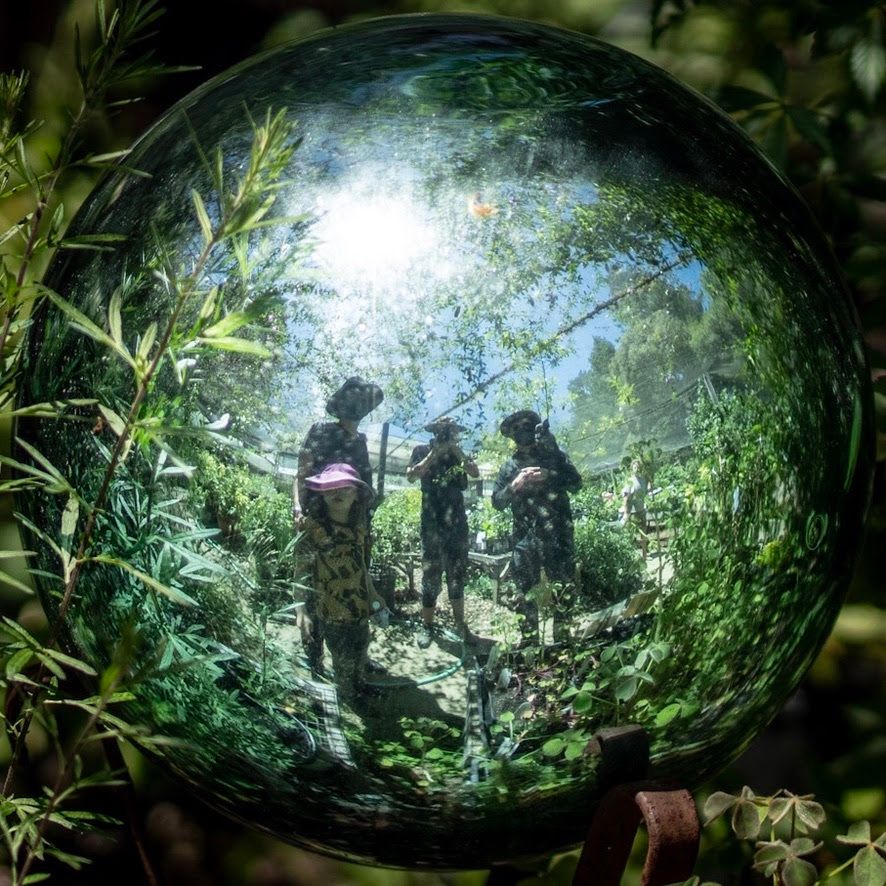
854,844,886,886
614,674,639,702
573,690,593,713
753,840,790,877
732,799,762,839
781,857,818,886
840,821,873,846
715,85,778,113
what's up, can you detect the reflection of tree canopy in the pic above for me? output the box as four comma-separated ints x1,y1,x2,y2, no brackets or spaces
41,18,866,497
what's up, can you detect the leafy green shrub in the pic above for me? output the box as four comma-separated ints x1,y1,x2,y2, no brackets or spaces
372,488,422,567
571,480,618,523
189,451,293,556
467,496,512,547
573,518,645,608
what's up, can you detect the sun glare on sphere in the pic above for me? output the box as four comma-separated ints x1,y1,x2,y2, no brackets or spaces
313,189,437,294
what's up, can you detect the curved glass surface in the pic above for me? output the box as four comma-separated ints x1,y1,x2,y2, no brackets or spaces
16,15,872,868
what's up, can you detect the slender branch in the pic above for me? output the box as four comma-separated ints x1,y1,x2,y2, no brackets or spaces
433,257,686,420
16,675,122,884
101,734,160,886
3,110,295,805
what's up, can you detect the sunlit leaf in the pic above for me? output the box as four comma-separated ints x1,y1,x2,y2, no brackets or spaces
44,290,135,369
192,188,213,243
194,335,272,357
851,36,886,101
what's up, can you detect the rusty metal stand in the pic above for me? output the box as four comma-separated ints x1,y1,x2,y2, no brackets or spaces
573,725,700,886
487,726,699,886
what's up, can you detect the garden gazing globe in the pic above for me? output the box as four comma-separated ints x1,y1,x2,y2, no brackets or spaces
17,14,873,870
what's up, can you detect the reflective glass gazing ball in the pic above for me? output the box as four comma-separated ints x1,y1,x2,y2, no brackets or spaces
18,15,872,869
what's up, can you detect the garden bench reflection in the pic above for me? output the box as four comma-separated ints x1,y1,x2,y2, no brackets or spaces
466,551,512,604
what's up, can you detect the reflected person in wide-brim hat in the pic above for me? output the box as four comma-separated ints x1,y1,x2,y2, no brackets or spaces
499,410,541,440
424,416,467,436
326,376,384,422
296,376,384,521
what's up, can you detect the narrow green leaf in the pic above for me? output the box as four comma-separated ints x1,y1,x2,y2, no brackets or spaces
197,286,219,322
44,290,135,369
5,647,33,677
0,568,35,595
60,495,79,539
5,399,98,418
42,647,97,677
87,555,197,606
35,651,65,680
192,189,213,243
194,335,272,357
1,616,40,645
137,322,157,361
108,288,123,347
98,405,127,438
58,232,127,251
14,438,70,487
201,311,253,338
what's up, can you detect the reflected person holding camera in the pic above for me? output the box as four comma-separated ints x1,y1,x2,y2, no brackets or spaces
492,411,582,646
407,417,480,649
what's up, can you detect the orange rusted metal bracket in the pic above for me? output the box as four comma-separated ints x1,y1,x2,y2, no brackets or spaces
487,726,699,886
573,726,700,885
573,782,700,885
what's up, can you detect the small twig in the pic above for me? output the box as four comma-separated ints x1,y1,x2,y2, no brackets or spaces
101,734,160,886
16,674,122,883
433,257,686,420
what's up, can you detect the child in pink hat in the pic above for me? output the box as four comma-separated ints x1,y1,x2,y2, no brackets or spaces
296,464,386,700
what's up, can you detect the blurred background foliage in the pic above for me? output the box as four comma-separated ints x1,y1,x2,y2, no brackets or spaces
0,0,884,883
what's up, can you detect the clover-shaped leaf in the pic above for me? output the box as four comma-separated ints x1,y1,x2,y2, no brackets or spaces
839,821,876,847
754,839,791,877
853,845,886,886
754,838,821,881
768,791,826,834
703,791,739,824
703,787,762,839
781,856,819,886
836,821,886,886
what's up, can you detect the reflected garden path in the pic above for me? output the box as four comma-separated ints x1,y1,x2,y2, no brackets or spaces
270,551,671,757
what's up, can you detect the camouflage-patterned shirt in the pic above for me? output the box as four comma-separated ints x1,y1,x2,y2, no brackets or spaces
304,517,371,623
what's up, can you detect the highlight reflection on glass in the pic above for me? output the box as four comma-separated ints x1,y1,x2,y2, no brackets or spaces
17,15,872,868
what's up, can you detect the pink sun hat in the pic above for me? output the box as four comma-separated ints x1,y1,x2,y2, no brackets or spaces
305,463,369,493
